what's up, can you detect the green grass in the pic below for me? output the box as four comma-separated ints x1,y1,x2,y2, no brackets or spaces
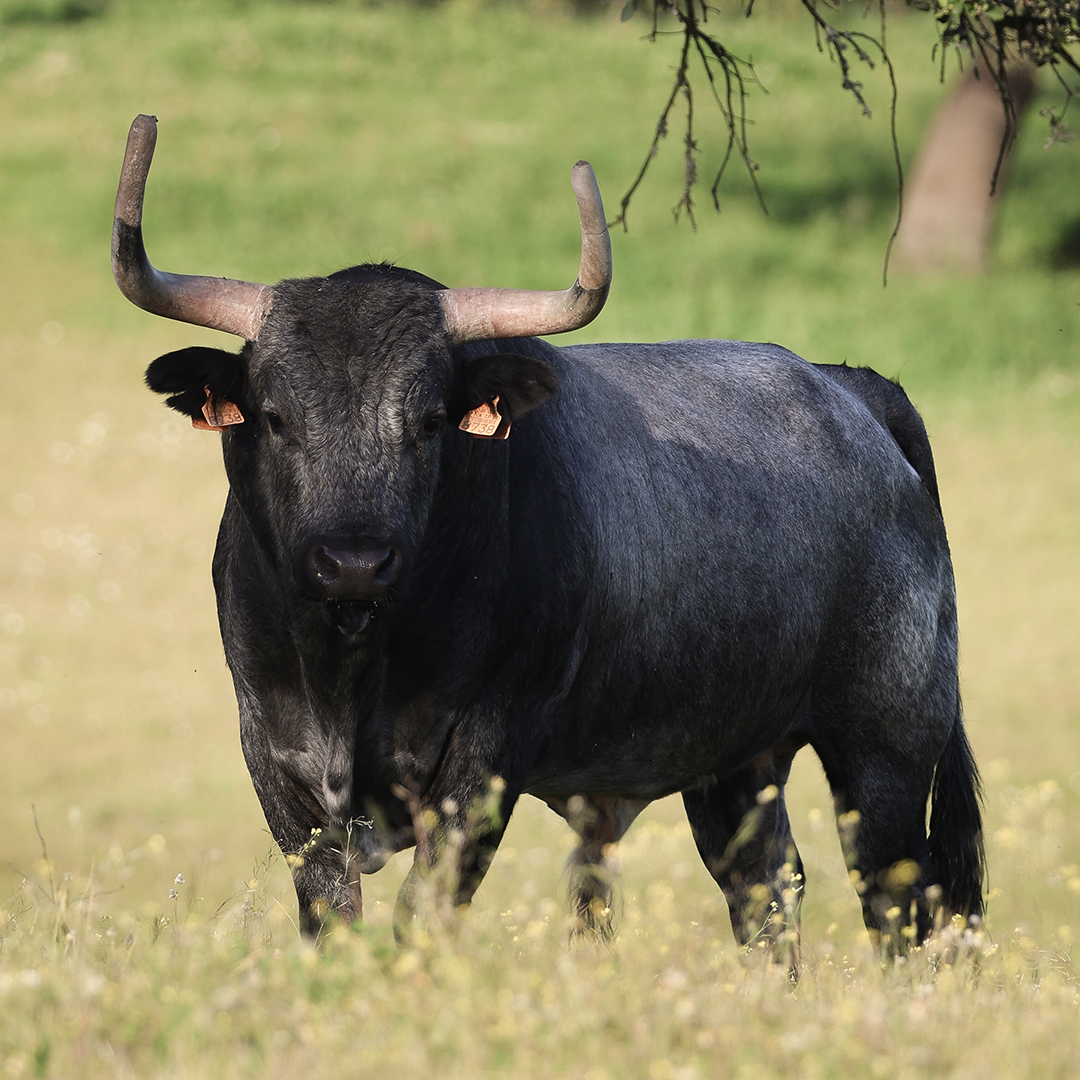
1,0,1079,1075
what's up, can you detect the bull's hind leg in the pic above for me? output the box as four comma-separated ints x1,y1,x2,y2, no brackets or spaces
683,744,804,974
816,746,938,956
805,490,993,959
812,641,954,954
812,566,974,957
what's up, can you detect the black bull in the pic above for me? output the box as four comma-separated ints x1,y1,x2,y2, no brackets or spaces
114,117,984,963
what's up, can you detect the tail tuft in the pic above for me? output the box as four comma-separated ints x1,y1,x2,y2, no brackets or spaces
928,712,985,919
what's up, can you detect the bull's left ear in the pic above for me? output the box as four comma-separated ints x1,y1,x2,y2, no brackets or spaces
462,353,558,427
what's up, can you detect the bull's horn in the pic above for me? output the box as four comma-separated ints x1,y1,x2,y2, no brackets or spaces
438,160,612,344
112,115,273,340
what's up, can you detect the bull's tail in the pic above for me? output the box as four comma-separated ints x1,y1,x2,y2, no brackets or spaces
927,703,985,920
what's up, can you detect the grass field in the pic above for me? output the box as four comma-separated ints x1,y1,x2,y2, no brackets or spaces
1,1,1079,1075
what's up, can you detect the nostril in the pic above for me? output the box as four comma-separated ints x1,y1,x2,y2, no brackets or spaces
375,547,402,586
308,545,341,585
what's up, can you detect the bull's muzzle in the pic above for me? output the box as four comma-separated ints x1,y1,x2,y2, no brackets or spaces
303,537,403,605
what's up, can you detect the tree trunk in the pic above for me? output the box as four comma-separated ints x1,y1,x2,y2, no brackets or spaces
895,63,1036,273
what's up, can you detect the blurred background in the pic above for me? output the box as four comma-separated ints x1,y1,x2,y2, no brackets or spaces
1,0,1077,953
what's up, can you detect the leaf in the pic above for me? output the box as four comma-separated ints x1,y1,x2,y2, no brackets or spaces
621,1,638,22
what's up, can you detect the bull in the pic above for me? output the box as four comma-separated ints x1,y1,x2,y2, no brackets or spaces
112,115,984,964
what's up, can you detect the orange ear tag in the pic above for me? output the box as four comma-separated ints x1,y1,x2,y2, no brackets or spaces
192,385,244,432
458,395,510,440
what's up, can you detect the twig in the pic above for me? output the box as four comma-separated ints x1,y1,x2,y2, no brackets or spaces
612,16,695,230
880,0,903,285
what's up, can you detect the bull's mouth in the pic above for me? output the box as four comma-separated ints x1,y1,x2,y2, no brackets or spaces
322,599,379,636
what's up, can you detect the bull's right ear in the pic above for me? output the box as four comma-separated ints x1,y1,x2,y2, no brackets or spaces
145,345,248,425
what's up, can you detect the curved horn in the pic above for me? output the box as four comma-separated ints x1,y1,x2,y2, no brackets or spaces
112,115,273,340
438,160,612,344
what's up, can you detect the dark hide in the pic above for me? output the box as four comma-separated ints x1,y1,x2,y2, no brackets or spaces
147,264,984,962
817,363,941,512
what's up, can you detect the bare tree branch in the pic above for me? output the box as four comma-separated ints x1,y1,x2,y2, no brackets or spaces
616,1,1078,245
611,1,764,230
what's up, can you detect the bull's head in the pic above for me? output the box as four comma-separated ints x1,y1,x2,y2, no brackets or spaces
113,116,611,636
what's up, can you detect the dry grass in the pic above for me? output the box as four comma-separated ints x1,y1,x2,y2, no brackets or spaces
0,794,1077,1078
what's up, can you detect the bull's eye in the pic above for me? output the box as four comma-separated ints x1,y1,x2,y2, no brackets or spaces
265,411,285,435
422,414,445,439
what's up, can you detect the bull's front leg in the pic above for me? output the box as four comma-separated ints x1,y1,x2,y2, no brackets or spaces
238,699,362,937
285,812,364,938
545,794,648,940
268,799,363,939
391,728,522,943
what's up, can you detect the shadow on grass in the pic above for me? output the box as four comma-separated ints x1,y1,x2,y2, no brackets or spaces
1,0,107,25
1050,217,1080,270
